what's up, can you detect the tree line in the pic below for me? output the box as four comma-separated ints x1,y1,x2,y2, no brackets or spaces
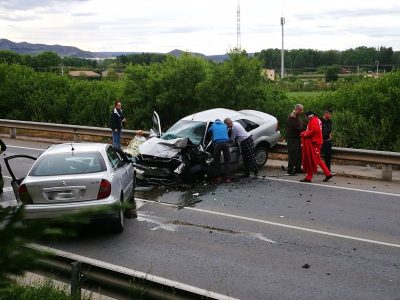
0,51,399,151
2,46,400,72
255,46,399,70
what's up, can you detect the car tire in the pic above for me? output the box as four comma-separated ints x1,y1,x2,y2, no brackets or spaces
124,192,137,219
255,145,269,167
110,198,124,234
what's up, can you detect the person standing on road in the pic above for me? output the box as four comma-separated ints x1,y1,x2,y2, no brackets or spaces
110,100,126,149
286,104,305,175
224,118,258,177
300,111,333,183
0,138,6,195
208,119,231,183
321,109,333,171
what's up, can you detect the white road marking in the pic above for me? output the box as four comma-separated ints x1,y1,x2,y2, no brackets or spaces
1,187,13,192
137,198,400,249
265,176,400,197
137,210,276,243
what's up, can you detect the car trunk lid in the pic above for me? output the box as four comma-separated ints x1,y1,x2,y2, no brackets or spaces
24,173,107,204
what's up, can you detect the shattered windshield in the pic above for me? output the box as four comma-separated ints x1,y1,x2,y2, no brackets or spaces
161,120,206,144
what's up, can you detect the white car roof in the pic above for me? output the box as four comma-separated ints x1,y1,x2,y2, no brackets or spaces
180,108,276,125
181,108,242,122
44,143,107,155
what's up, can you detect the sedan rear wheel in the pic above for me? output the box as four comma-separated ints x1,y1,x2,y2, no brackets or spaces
110,198,124,233
255,145,269,167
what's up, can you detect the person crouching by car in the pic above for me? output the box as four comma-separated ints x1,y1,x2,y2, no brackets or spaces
224,118,258,177
300,111,333,183
208,119,231,183
110,100,126,149
0,138,6,195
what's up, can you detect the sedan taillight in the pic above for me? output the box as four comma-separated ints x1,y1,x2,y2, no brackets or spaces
18,184,33,204
97,179,112,200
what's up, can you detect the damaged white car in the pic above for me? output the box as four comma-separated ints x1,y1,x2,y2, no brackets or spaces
131,108,281,183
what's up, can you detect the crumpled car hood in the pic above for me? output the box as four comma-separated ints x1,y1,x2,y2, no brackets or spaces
138,137,189,159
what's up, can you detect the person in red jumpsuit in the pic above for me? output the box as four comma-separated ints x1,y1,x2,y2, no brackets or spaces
300,111,333,183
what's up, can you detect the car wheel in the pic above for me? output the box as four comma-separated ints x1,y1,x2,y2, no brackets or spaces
255,145,269,167
110,198,124,233
124,191,137,219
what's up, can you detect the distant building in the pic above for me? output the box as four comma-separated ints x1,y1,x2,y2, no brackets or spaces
262,69,275,81
69,70,101,79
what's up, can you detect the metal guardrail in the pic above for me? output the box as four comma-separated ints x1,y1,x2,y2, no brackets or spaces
272,142,400,181
0,119,141,141
26,244,238,300
1,119,399,181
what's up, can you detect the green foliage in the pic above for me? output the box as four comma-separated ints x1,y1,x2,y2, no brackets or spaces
30,52,62,71
0,205,79,295
122,50,287,129
325,65,340,82
0,63,121,127
255,46,398,70
4,281,80,300
292,71,400,151
0,50,22,64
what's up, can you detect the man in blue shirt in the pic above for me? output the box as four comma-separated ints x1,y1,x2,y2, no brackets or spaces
208,119,231,182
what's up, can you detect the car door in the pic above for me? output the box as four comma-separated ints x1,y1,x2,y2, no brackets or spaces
4,155,37,199
113,147,134,199
106,146,130,200
151,111,162,138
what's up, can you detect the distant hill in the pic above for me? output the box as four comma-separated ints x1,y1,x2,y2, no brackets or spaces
0,38,95,58
0,38,237,61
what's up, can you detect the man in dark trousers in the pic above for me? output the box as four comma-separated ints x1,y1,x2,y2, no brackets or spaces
224,118,258,177
110,100,126,149
286,104,305,175
208,119,231,183
321,109,333,171
0,138,6,195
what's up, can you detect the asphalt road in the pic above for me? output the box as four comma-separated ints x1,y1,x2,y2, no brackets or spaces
1,138,399,300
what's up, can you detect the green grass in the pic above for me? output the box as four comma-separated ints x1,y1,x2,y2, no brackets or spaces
2,281,84,300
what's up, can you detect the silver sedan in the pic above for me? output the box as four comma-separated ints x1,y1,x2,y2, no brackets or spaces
5,143,136,233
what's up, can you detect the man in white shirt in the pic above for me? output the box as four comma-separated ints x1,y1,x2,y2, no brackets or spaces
224,118,258,177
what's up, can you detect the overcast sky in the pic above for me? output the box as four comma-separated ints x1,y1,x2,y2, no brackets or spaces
1,0,399,55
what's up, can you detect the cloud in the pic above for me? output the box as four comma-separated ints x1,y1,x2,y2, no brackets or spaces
0,0,90,10
296,7,400,20
0,13,39,22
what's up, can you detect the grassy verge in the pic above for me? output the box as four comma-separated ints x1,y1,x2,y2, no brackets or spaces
3,280,84,300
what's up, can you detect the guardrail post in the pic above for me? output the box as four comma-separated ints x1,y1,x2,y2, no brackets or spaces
382,164,392,181
10,128,16,139
74,133,81,142
71,261,82,298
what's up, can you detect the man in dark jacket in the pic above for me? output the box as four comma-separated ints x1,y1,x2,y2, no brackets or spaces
321,109,333,171
286,104,305,175
0,138,6,195
110,100,126,149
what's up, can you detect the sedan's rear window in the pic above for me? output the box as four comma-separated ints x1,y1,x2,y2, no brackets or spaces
30,152,106,176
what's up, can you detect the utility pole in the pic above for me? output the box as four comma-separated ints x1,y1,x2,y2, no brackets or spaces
237,0,241,50
280,16,285,78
